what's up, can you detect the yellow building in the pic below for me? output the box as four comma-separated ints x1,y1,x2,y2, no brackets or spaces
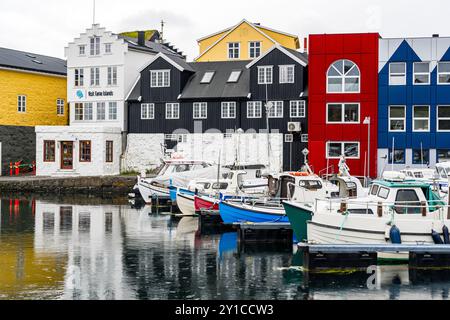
0,47,68,126
196,19,300,62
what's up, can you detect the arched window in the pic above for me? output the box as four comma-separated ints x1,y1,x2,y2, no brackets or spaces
327,60,360,93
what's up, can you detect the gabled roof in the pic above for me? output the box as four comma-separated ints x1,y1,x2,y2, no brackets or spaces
118,35,184,58
245,44,308,68
195,19,282,61
180,61,250,100
139,52,195,73
0,47,66,76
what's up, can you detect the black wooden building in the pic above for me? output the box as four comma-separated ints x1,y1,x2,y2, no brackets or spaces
127,45,308,171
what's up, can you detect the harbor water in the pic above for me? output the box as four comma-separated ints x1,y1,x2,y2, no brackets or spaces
2,195,450,300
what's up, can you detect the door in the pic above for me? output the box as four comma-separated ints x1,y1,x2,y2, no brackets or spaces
61,141,73,170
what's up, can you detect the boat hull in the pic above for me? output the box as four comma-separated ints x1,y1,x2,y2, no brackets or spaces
283,201,313,243
177,193,196,216
219,201,288,224
195,196,219,212
138,179,171,204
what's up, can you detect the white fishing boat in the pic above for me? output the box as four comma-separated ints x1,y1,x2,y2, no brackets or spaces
284,171,448,261
137,159,214,204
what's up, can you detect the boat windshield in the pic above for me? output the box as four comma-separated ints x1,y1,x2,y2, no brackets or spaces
437,167,450,179
299,180,323,190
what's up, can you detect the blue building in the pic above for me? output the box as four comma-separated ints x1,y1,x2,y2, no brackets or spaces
378,36,450,175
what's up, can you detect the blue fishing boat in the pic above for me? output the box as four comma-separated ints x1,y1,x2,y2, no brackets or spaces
219,200,289,224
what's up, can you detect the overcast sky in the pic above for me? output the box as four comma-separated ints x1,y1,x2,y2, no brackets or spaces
1,0,449,60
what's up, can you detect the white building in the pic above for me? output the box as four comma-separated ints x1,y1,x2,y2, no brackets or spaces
36,24,184,176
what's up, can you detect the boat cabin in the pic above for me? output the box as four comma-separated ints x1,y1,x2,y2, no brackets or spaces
400,168,436,180
154,160,213,177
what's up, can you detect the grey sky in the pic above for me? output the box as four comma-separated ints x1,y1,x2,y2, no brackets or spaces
1,0,449,60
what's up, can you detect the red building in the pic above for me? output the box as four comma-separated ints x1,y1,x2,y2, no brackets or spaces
308,33,379,178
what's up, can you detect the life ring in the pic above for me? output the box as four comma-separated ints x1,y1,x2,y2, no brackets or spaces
289,172,309,177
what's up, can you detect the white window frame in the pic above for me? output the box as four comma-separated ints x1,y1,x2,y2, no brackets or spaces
327,60,360,93
290,100,306,118
228,42,240,59
107,66,118,86
258,66,273,84
249,41,261,59
200,71,215,84
108,102,118,120
84,102,93,121
413,62,430,85
105,43,112,54
141,103,155,120
247,101,262,118
285,134,294,143
437,105,450,132
412,105,430,132
268,101,284,118
79,45,86,56
228,70,242,83
74,68,84,87
90,36,100,56
438,62,450,85
57,99,65,116
97,102,106,120
193,102,208,119
326,141,360,159
221,102,236,119
389,62,406,86
166,103,180,119
326,103,360,124
388,105,406,132
279,65,295,84
301,134,309,143
90,67,100,86
75,103,83,120
151,70,170,88
17,95,26,113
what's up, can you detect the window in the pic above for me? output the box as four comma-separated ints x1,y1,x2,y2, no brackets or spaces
301,134,309,143
151,70,170,87
280,65,295,84
105,43,112,54
327,103,359,123
108,102,117,120
438,106,450,131
17,95,26,113
389,106,406,132
90,67,100,86
285,134,293,143
413,105,429,131
141,103,155,119
57,99,65,116
395,190,421,215
107,67,117,86
228,42,240,59
79,141,91,162
326,142,360,159
389,63,406,85
371,185,379,196
413,149,430,165
193,102,207,119
97,102,106,120
106,141,113,163
438,62,450,84
290,101,306,118
413,62,430,85
378,187,390,199
84,103,93,120
258,66,273,84
389,149,405,164
268,101,283,118
90,37,100,56
327,60,360,93
75,68,84,87
438,150,450,162
166,103,180,119
201,71,215,84
247,101,262,118
221,102,236,119
228,70,242,83
75,103,83,120
249,42,261,59
44,141,55,162
79,45,86,56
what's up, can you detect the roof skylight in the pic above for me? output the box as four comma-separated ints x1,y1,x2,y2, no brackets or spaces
201,71,215,84
227,70,242,83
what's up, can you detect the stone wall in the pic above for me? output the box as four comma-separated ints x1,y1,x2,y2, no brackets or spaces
0,125,36,176
124,133,284,173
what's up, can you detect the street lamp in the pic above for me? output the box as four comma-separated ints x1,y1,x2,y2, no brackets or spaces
265,101,274,171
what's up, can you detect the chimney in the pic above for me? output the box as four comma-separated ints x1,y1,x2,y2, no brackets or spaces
137,31,146,46
303,37,308,53
433,34,440,38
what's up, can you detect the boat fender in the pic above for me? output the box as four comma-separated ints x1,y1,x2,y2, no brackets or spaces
443,225,450,244
389,225,402,244
432,229,444,244
384,225,391,241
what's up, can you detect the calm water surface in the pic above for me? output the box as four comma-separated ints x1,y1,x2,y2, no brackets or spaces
1,195,450,300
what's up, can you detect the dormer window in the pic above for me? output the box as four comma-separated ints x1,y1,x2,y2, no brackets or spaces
228,70,242,83
90,37,100,56
201,71,215,84
151,70,170,88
